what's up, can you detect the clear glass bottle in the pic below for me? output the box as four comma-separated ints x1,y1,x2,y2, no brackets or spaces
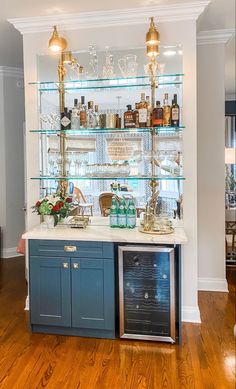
94,105,100,128
71,99,80,130
80,96,87,128
163,93,171,127
138,93,148,127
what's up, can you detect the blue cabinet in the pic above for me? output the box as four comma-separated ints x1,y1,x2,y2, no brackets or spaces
71,258,114,330
29,240,115,339
30,257,71,327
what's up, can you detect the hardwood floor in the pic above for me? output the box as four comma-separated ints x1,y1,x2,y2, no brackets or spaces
0,257,235,389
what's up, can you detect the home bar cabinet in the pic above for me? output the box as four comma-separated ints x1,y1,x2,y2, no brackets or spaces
23,18,191,343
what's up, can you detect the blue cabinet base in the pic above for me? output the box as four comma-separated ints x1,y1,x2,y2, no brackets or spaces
31,324,115,339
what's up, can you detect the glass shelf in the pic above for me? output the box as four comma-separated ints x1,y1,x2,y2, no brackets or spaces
30,126,185,135
31,176,185,181
29,73,184,92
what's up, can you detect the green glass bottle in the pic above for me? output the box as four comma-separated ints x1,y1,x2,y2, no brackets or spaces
118,198,127,228
126,199,136,228
109,196,118,228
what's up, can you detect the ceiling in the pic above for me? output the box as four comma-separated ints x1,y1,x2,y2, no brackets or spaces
0,0,235,95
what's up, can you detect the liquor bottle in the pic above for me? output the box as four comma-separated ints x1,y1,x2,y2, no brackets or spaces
87,101,96,128
134,103,139,128
60,107,71,130
110,196,118,228
94,105,100,128
80,96,87,128
146,95,152,127
171,94,180,127
124,105,136,128
138,93,148,127
126,198,136,228
163,93,171,127
118,197,127,228
71,99,80,130
152,101,163,127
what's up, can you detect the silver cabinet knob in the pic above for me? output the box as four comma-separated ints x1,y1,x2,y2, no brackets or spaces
72,263,79,270
63,262,69,269
162,274,167,279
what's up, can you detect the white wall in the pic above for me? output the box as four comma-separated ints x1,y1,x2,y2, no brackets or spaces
0,68,25,258
197,43,227,292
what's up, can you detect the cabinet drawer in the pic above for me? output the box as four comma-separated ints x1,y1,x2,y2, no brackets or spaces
29,240,114,259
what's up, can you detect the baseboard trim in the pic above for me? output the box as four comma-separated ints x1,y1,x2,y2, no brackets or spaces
25,295,29,311
182,305,201,323
198,277,228,292
2,247,24,259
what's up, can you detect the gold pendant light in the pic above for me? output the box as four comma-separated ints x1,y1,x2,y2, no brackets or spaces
48,26,67,52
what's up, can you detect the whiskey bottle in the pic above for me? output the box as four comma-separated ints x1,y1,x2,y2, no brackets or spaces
71,99,80,130
80,96,87,128
124,105,136,128
152,101,163,127
171,94,180,127
138,93,148,127
163,93,171,127
146,95,152,127
60,107,71,130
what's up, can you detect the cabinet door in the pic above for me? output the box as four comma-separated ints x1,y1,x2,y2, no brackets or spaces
30,256,71,327
71,258,114,330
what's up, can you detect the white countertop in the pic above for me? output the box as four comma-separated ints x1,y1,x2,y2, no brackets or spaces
23,217,187,245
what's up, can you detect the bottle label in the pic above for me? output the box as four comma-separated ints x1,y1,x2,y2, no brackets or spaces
80,111,87,125
118,215,126,226
138,108,147,124
124,113,135,128
127,215,136,228
163,107,171,126
110,215,118,226
172,108,179,120
61,116,71,127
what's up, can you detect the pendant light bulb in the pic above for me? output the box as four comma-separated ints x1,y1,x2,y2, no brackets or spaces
146,17,160,46
49,26,67,52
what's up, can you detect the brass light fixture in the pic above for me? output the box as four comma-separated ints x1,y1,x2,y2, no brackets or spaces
145,17,160,211
146,17,160,58
48,26,67,52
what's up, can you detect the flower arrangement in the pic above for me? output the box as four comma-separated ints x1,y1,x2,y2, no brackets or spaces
32,194,73,226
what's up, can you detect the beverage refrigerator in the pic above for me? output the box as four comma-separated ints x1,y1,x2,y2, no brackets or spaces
118,245,180,343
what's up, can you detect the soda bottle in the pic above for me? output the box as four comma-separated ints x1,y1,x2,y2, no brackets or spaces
126,199,136,228
110,196,118,228
118,197,127,228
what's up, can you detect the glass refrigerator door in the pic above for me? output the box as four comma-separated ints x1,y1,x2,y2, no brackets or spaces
119,246,176,343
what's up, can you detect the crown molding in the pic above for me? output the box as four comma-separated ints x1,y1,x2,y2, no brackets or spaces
197,29,235,45
8,1,210,34
0,66,24,78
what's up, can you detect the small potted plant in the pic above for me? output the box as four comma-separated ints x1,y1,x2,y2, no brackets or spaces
32,194,73,228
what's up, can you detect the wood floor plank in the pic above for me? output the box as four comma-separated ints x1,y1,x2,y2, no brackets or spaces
0,258,235,389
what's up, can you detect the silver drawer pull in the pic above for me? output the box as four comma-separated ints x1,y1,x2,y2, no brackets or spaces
63,262,69,269
64,245,77,252
72,263,79,270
